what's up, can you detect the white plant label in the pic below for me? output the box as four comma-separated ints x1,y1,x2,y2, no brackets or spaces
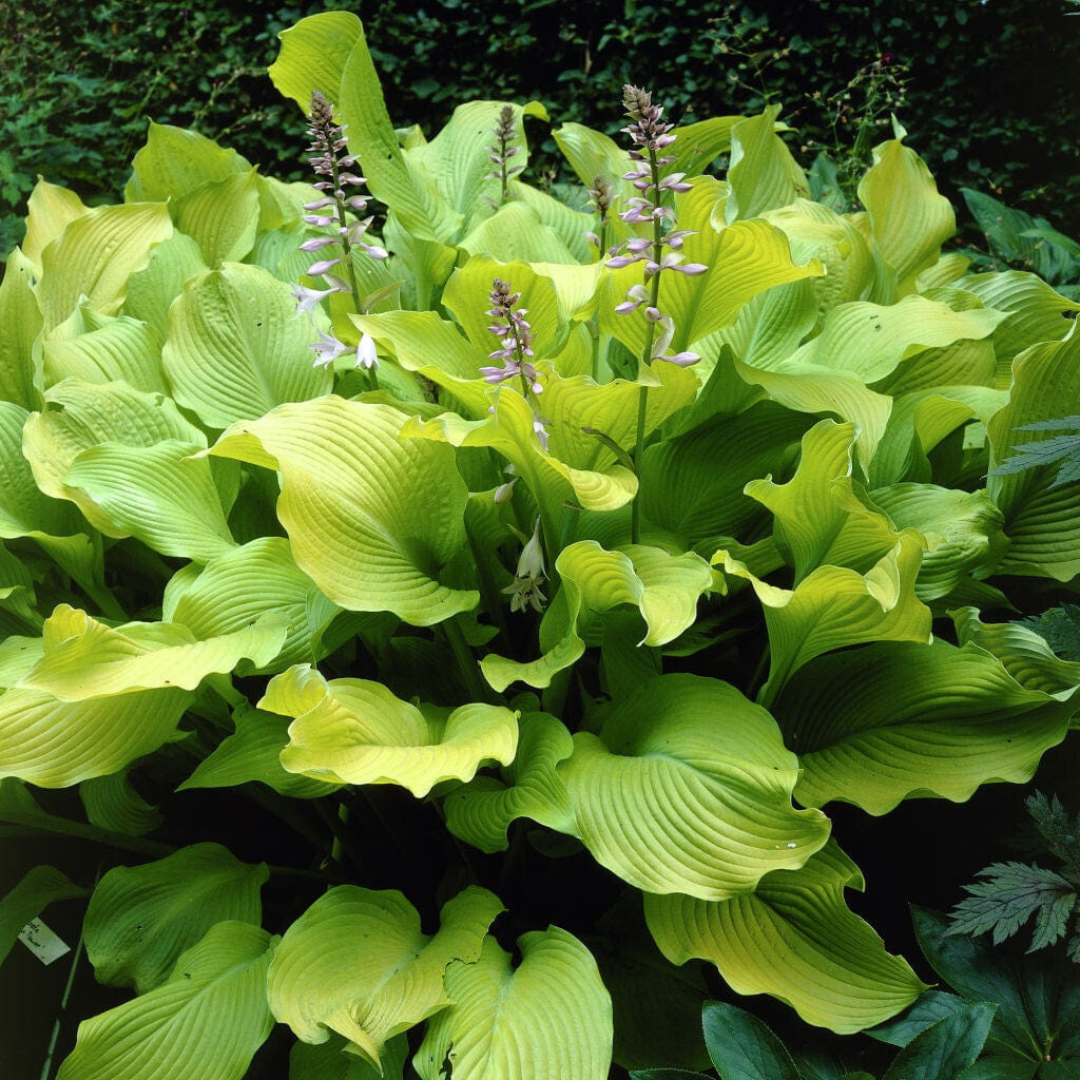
18,918,70,965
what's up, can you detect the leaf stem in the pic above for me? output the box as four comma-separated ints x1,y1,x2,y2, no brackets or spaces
443,615,499,704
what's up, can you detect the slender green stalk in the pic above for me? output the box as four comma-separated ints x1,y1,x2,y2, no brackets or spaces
0,820,173,859
40,908,85,1080
444,615,498,704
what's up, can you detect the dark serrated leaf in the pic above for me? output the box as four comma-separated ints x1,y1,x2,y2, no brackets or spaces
1026,792,1080,878
989,432,1080,488
948,862,1075,949
1017,606,1080,664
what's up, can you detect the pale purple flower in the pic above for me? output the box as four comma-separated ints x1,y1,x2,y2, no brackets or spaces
297,90,390,333
310,330,352,368
292,282,346,316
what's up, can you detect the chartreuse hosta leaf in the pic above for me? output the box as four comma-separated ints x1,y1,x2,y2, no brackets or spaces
458,199,581,264
405,99,550,239
260,664,517,794
0,606,285,787
986,327,1080,581
64,440,238,561
963,270,1080,369
719,531,931,707
43,305,167,394
178,702,339,800
18,604,287,701
405,363,697,540
22,179,90,275
273,12,460,244
267,885,502,1068
725,106,810,223
121,233,209,340
22,379,206,532
0,401,86,541
58,921,275,1080
85,843,267,994
867,384,1007,488
0,865,88,966
745,420,904,582
481,542,714,692
640,403,812,546
0,684,189,787
0,247,43,408
857,133,955,300
163,263,331,429
554,674,830,900
163,537,340,675
771,639,1077,815
37,202,174,332
870,485,1005,601
600,180,825,359
443,711,577,852
645,841,929,1034
172,169,261,267
414,928,613,1080
80,765,164,837
952,606,1080,699
205,397,479,625
125,122,251,204
785,295,1005,385
731,351,894,469
765,199,875,318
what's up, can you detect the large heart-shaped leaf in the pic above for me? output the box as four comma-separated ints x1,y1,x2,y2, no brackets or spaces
771,639,1076,815
719,532,932,707
163,537,340,675
745,419,903,582
37,203,174,332
413,928,613,1080
205,397,479,625
260,664,518,795
0,247,44,408
645,843,929,1034
84,843,267,993
162,263,331,429
58,921,275,1080
267,885,501,1068
43,306,167,394
557,674,830,899
986,328,1080,581
443,711,577,852
19,605,286,701
177,703,339,800
857,135,955,298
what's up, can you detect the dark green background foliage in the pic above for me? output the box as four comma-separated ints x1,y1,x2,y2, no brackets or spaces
2,0,1077,259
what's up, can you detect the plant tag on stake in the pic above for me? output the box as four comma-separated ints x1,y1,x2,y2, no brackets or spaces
18,918,70,965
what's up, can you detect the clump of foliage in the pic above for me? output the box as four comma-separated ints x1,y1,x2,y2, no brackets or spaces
949,793,1080,961
2,9,1080,1079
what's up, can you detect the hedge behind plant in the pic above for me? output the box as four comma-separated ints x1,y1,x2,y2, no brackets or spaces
3,0,1076,260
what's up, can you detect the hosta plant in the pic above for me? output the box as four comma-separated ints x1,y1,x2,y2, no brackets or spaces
2,10,1080,1079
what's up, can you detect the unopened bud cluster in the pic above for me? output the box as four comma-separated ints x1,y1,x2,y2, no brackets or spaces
479,279,550,451
293,90,386,371
487,105,523,206
606,85,707,368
